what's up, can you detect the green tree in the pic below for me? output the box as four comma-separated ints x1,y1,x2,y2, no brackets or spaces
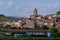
41,25,48,30
56,11,60,14
49,27,58,37
56,11,60,18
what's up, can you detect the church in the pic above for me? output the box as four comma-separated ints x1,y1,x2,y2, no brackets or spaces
30,8,43,20
24,8,44,28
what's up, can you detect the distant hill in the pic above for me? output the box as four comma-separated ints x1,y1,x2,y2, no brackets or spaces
0,14,28,21
1,11,60,22
0,14,18,21
56,11,60,15
10,16,27,18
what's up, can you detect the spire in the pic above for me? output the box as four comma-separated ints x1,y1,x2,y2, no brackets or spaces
34,8,38,16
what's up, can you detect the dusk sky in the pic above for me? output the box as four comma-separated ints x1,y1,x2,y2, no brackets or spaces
0,0,60,17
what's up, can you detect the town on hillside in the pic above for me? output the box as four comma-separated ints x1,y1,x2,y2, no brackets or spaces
0,8,60,30
0,8,60,38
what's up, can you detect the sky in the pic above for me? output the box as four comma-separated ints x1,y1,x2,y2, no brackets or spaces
0,0,60,17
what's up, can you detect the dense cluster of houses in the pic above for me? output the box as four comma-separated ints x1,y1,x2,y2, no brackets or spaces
0,8,60,30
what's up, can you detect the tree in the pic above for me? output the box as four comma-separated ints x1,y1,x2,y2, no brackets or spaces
41,25,48,30
56,11,60,14
49,27,58,37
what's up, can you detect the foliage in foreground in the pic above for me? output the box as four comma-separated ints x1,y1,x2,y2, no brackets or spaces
0,37,59,40
49,27,59,37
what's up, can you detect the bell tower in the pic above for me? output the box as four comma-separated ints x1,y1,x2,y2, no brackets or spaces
34,8,38,16
30,8,38,20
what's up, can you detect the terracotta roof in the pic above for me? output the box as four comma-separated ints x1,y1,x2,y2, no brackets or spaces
4,29,48,32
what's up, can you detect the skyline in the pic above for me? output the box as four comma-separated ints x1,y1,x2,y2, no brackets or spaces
0,0,60,17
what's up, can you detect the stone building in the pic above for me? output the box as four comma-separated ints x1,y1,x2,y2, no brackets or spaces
30,8,38,20
25,19,35,28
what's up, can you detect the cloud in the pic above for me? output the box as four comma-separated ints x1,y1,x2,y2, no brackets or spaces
0,0,60,17
15,6,19,10
46,3,59,10
7,1,15,7
0,1,5,7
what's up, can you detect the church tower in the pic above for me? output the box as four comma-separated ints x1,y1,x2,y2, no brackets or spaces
30,8,38,20
33,8,38,16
